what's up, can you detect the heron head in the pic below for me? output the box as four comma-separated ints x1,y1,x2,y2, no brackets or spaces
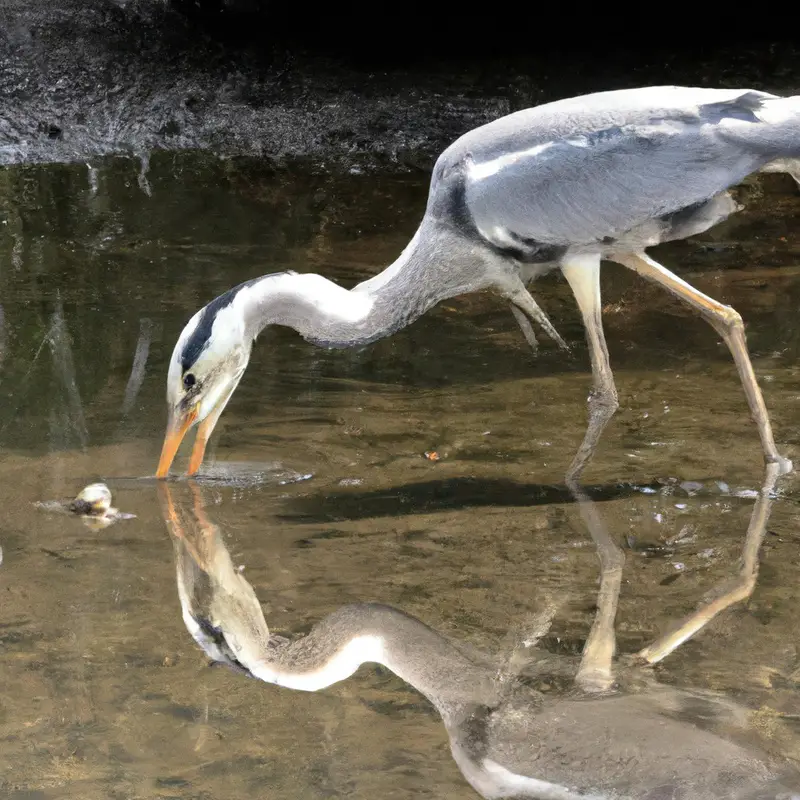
156,301,252,478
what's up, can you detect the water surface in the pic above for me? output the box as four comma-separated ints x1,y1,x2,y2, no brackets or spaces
2,154,800,797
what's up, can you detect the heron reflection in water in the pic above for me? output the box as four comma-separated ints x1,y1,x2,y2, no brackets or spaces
159,466,800,800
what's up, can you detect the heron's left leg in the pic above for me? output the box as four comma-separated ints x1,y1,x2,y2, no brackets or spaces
612,251,791,475
560,254,620,483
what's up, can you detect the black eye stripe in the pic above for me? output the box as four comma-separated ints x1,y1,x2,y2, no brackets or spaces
179,272,288,373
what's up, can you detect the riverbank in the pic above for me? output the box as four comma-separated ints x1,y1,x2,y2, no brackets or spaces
2,3,800,170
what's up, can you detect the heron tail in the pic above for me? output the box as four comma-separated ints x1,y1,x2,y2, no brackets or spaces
749,94,800,158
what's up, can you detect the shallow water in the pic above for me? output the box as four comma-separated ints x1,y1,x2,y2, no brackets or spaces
3,154,800,797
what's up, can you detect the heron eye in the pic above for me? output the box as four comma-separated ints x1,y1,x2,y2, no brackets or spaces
183,373,196,390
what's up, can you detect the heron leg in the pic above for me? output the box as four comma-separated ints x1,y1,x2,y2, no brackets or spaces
612,251,791,475
635,460,780,664
505,283,569,352
560,254,620,484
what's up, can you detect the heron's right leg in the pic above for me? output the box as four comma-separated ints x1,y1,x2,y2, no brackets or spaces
612,251,791,474
560,254,620,484
561,255,627,692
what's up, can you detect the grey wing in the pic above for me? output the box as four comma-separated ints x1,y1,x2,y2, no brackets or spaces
463,121,768,248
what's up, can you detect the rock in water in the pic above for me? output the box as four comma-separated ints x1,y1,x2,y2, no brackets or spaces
35,483,136,529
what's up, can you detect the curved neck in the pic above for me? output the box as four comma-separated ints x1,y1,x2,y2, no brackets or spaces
168,502,497,716
250,603,499,714
231,221,487,349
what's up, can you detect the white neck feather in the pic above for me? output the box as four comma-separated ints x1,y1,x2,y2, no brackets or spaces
222,219,487,349
250,634,387,692
233,271,377,344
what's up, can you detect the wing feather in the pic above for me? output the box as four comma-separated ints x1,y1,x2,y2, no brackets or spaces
464,123,763,246
442,87,782,248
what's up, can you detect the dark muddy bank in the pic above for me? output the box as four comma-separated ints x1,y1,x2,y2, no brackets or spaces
2,1,800,169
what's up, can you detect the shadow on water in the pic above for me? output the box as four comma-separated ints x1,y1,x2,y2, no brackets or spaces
3,153,800,797
276,475,799,523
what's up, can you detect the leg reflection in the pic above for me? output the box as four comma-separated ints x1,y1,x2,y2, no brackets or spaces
567,476,625,694
565,448,784,687
636,461,782,665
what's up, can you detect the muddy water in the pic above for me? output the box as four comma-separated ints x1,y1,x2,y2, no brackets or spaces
3,154,800,798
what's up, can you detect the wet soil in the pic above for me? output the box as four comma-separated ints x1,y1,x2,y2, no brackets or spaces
3,3,800,171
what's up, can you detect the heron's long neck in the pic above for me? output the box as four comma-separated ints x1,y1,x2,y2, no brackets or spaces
250,603,498,715
236,222,484,349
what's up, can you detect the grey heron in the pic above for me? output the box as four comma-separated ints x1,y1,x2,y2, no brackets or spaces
156,85,800,480
159,476,800,798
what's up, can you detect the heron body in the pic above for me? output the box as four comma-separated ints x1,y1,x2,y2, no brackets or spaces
156,85,800,478
162,484,800,800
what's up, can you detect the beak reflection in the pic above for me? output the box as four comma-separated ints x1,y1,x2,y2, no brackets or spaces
158,481,266,677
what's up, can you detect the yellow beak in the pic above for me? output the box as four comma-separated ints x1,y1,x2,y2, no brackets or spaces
156,383,235,479
156,407,198,479
186,413,218,477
